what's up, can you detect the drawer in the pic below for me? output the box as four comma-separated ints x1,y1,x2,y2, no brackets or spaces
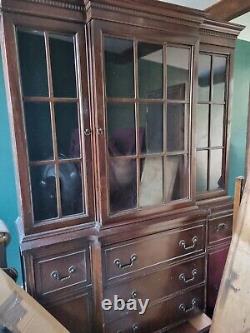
106,287,205,333
104,256,205,322
35,249,90,295
104,224,205,281
208,215,232,245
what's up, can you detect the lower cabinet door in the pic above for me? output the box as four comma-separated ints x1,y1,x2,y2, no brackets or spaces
207,245,230,316
46,291,92,333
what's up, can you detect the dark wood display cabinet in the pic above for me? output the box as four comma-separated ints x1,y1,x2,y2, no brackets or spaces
0,0,244,332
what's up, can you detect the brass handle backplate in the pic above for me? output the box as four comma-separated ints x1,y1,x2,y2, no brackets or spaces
114,254,137,270
179,298,198,313
216,223,228,232
179,269,198,284
179,236,198,251
50,265,76,282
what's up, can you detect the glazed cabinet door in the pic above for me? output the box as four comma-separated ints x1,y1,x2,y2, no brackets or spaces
196,45,233,200
1,13,94,234
90,20,198,224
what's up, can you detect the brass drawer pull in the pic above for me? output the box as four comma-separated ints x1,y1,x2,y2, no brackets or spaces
50,265,76,282
132,324,139,332
179,298,198,313
97,128,104,135
179,269,198,284
116,324,138,333
216,223,228,232
114,254,137,270
125,290,138,304
179,236,198,251
84,128,92,136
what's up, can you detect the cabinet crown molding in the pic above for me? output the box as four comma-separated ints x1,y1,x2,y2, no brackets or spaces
0,0,84,13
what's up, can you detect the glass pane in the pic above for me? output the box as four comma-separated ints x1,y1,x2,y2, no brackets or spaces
139,104,163,154
30,164,57,221
55,103,80,159
107,103,135,156
213,56,227,103
166,155,186,201
196,104,209,148
210,149,223,191
59,162,84,216
17,30,48,96
24,103,53,161
167,104,185,152
139,157,163,207
49,34,77,98
210,105,224,147
104,37,134,98
109,158,137,213
198,54,211,102
196,151,208,193
167,47,190,100
138,43,163,99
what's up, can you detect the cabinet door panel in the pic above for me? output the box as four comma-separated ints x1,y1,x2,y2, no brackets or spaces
2,14,95,233
207,246,229,315
47,292,92,333
94,21,193,223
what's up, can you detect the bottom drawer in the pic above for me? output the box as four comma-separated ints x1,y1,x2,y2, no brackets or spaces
106,287,204,333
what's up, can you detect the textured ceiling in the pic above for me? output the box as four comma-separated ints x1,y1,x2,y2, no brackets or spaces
158,0,220,10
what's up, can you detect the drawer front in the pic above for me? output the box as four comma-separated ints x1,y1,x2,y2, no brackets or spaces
35,249,90,295
104,256,205,322
208,215,232,245
106,287,205,333
104,225,205,281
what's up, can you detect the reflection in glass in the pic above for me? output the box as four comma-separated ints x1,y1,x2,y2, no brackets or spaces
196,104,209,148
167,104,185,152
166,155,186,201
139,157,163,207
109,158,137,213
196,151,208,193
30,164,57,221
198,54,211,102
24,103,53,161
107,103,135,156
17,30,48,96
210,149,223,190
167,47,190,100
105,37,134,98
55,103,80,159
210,105,224,147
138,43,163,99
139,104,163,154
50,34,77,98
59,162,84,216
213,56,227,103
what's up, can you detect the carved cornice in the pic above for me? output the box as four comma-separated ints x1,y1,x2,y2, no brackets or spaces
200,28,237,40
23,0,84,11
85,0,206,26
